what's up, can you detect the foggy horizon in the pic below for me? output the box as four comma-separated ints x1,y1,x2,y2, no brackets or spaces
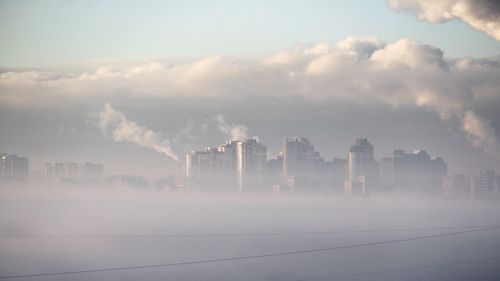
1,0,500,280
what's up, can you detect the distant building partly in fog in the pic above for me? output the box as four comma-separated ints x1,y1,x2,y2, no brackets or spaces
267,152,283,186
186,146,226,190
380,150,447,192
444,171,499,200
474,170,497,199
283,137,315,181
282,137,330,192
81,162,105,180
45,162,103,184
0,152,29,182
444,174,471,198
185,137,267,191
345,138,378,195
331,158,348,193
239,138,267,191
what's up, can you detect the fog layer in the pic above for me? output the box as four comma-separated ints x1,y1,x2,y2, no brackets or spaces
1,187,499,280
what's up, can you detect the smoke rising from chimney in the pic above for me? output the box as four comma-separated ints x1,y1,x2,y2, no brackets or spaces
98,103,178,161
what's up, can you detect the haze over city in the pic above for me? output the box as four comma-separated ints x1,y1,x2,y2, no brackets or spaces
1,0,500,280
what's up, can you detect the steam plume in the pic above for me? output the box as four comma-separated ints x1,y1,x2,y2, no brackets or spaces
214,114,248,141
462,110,500,159
98,103,178,161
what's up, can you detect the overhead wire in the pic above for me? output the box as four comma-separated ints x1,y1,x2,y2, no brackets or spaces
1,224,499,239
292,256,500,281
0,225,498,279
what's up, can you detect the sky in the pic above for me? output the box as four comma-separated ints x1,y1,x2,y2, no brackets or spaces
1,0,499,67
0,0,500,177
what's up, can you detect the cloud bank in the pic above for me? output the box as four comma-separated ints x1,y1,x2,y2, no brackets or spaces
98,103,178,161
1,37,500,158
387,0,500,40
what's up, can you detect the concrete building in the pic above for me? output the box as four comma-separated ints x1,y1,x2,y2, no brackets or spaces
82,162,104,180
444,174,471,198
65,163,81,178
380,150,447,193
380,157,394,187
473,170,496,199
281,137,333,193
239,138,267,191
283,137,316,187
267,152,283,186
0,153,29,181
185,147,225,189
0,152,7,178
331,158,348,193
45,161,103,184
345,138,378,195
186,138,267,191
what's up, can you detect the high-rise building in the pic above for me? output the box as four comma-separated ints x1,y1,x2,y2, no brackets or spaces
267,153,283,187
54,163,66,178
12,155,29,181
345,138,377,195
82,162,104,180
219,140,240,189
282,137,331,192
0,152,8,178
0,153,29,181
283,137,316,184
444,174,471,198
474,170,496,198
46,161,103,184
185,147,225,188
380,150,447,192
186,138,267,191
380,157,394,186
239,137,267,191
331,158,347,193
65,163,81,178
348,138,374,182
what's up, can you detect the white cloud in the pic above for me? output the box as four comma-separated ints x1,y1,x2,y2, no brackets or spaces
387,0,500,40
1,37,500,158
370,38,445,69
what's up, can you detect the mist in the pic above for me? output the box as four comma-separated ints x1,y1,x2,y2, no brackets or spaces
0,186,499,281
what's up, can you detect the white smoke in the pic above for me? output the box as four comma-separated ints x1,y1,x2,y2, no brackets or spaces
214,114,248,141
462,110,500,159
387,0,500,40
98,103,178,161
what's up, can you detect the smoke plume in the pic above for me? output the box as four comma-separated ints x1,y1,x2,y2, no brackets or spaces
462,110,500,159
98,103,178,161
214,114,248,141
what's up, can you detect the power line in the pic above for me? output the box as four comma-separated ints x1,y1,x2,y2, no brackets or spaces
292,256,500,281
1,224,498,239
0,225,498,280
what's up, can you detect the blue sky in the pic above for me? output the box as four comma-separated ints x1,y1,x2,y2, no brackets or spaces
1,0,499,68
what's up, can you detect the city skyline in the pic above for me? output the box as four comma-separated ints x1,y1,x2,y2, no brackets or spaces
1,1,500,178
4,135,498,200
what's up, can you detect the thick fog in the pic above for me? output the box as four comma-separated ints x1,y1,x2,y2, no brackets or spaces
1,186,499,281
